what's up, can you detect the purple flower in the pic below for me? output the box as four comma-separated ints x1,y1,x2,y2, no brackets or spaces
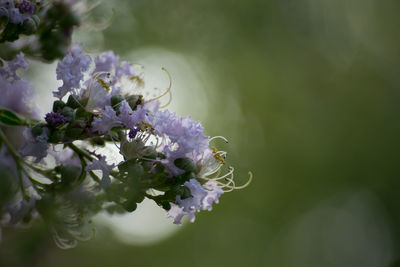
17,0,34,14
168,179,224,225
86,156,115,188
128,127,140,138
0,52,28,82
202,181,224,211
0,76,36,117
4,197,36,225
150,110,209,175
54,46,91,99
116,61,135,78
91,106,120,134
167,203,187,226
92,51,119,76
50,147,81,167
19,128,49,163
45,112,71,127
0,147,31,189
0,53,38,120
92,101,150,134
0,0,30,24
118,101,148,129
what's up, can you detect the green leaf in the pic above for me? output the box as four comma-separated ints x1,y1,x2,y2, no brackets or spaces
0,108,31,126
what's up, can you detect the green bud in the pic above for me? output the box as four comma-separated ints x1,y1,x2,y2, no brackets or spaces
52,100,66,112
142,161,153,172
123,200,137,212
61,106,74,118
31,124,43,137
90,137,105,147
69,118,86,128
21,17,38,35
60,165,80,185
67,95,81,109
126,95,143,110
128,163,144,181
31,15,40,27
111,95,124,108
48,129,64,143
174,158,196,172
180,186,192,199
161,201,171,210
65,127,84,139
62,12,80,27
166,185,192,200
75,107,92,119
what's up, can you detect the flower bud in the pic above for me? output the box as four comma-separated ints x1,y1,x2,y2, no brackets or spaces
75,107,92,119
53,100,66,112
48,129,64,143
126,95,143,110
31,124,43,137
61,106,74,118
21,17,38,35
123,200,137,212
67,95,81,109
174,158,196,172
59,165,80,188
127,163,144,181
65,127,84,139
110,94,124,108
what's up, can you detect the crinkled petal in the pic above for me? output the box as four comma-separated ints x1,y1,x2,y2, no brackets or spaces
54,46,91,99
85,156,115,188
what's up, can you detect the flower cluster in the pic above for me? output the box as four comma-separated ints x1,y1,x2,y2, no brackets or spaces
0,0,80,61
0,6,251,249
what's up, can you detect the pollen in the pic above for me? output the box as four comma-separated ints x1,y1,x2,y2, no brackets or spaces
137,121,155,134
96,77,111,92
129,76,145,88
211,146,225,165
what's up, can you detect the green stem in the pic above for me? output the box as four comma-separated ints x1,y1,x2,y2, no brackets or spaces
0,128,29,198
68,142,94,160
73,154,87,190
0,128,21,160
67,142,103,184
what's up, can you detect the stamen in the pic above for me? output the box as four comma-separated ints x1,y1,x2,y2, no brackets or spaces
211,146,226,164
96,77,111,92
199,169,252,191
210,136,228,143
143,68,171,104
159,90,172,109
129,75,145,88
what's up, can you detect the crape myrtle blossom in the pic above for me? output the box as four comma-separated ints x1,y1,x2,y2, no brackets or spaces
167,179,224,225
0,0,32,24
0,53,37,118
86,156,115,188
0,53,39,240
19,127,49,163
92,100,148,134
0,45,251,248
54,45,91,99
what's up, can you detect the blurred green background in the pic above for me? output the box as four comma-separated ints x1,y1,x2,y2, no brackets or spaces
2,0,400,266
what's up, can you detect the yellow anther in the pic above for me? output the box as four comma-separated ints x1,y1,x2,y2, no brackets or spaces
96,77,111,92
211,146,225,165
129,76,145,88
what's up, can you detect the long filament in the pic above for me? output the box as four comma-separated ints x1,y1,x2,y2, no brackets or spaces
143,68,171,104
